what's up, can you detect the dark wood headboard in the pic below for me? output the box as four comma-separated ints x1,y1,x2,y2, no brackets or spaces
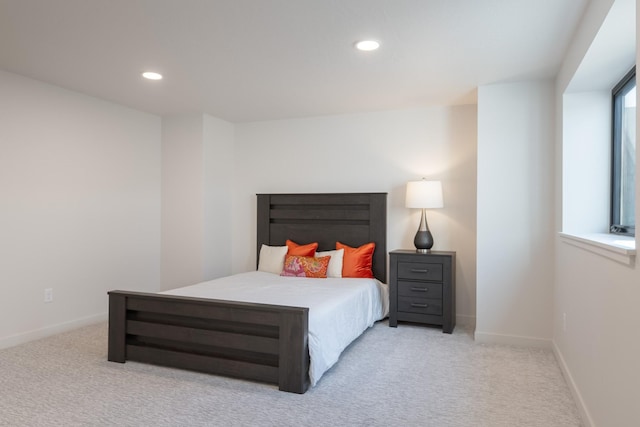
256,193,387,283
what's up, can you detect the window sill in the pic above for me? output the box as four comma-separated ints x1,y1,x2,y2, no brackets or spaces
559,232,636,265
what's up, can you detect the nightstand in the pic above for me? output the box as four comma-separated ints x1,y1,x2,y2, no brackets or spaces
389,249,456,333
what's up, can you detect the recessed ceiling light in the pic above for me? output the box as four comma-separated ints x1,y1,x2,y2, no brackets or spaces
355,40,380,51
142,71,163,80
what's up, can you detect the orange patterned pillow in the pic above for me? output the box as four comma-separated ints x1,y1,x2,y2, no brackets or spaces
286,239,318,256
281,255,330,278
336,241,375,278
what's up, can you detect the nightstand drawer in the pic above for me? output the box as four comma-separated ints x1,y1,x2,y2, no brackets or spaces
398,281,443,299
398,297,442,315
397,262,443,281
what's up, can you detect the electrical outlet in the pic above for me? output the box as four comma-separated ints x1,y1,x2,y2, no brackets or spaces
563,312,567,332
44,288,53,303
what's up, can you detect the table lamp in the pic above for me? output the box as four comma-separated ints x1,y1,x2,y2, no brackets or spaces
405,179,443,252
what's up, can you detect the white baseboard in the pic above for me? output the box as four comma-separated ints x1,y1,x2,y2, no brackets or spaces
474,330,552,348
0,312,107,350
552,340,595,427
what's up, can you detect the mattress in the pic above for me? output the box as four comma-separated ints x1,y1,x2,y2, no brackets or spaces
162,271,389,386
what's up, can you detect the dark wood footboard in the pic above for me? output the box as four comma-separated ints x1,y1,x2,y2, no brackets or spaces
108,290,310,393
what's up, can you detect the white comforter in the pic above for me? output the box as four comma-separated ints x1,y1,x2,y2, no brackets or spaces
161,271,389,387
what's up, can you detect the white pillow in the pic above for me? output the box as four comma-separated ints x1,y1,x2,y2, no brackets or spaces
258,244,288,274
315,249,344,278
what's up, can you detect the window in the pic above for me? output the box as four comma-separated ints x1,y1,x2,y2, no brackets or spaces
611,66,636,236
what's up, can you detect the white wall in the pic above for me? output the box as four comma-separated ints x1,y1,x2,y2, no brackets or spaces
476,80,556,346
0,70,161,348
554,245,639,427
0,77,476,342
562,91,611,233
202,115,235,281
232,106,478,324
161,114,234,291
161,116,205,290
553,0,640,426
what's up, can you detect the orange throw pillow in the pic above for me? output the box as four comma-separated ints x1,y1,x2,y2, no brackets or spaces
336,241,375,278
281,255,330,278
286,239,318,256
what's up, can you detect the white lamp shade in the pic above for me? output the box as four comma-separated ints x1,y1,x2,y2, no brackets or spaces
405,180,443,209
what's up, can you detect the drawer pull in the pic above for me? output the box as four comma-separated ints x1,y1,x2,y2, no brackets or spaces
411,269,429,273
411,287,429,292
411,303,429,308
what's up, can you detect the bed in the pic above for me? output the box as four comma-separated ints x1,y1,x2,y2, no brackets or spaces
108,192,387,393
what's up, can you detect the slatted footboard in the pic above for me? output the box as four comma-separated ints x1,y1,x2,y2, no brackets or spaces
108,290,310,393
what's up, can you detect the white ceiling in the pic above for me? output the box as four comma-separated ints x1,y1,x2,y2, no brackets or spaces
0,0,589,123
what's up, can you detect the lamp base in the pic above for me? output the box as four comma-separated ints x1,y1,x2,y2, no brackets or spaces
414,229,434,252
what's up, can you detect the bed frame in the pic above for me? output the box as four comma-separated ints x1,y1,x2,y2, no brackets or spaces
108,192,387,393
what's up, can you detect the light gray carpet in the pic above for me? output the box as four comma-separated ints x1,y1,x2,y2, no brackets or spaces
0,321,581,427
